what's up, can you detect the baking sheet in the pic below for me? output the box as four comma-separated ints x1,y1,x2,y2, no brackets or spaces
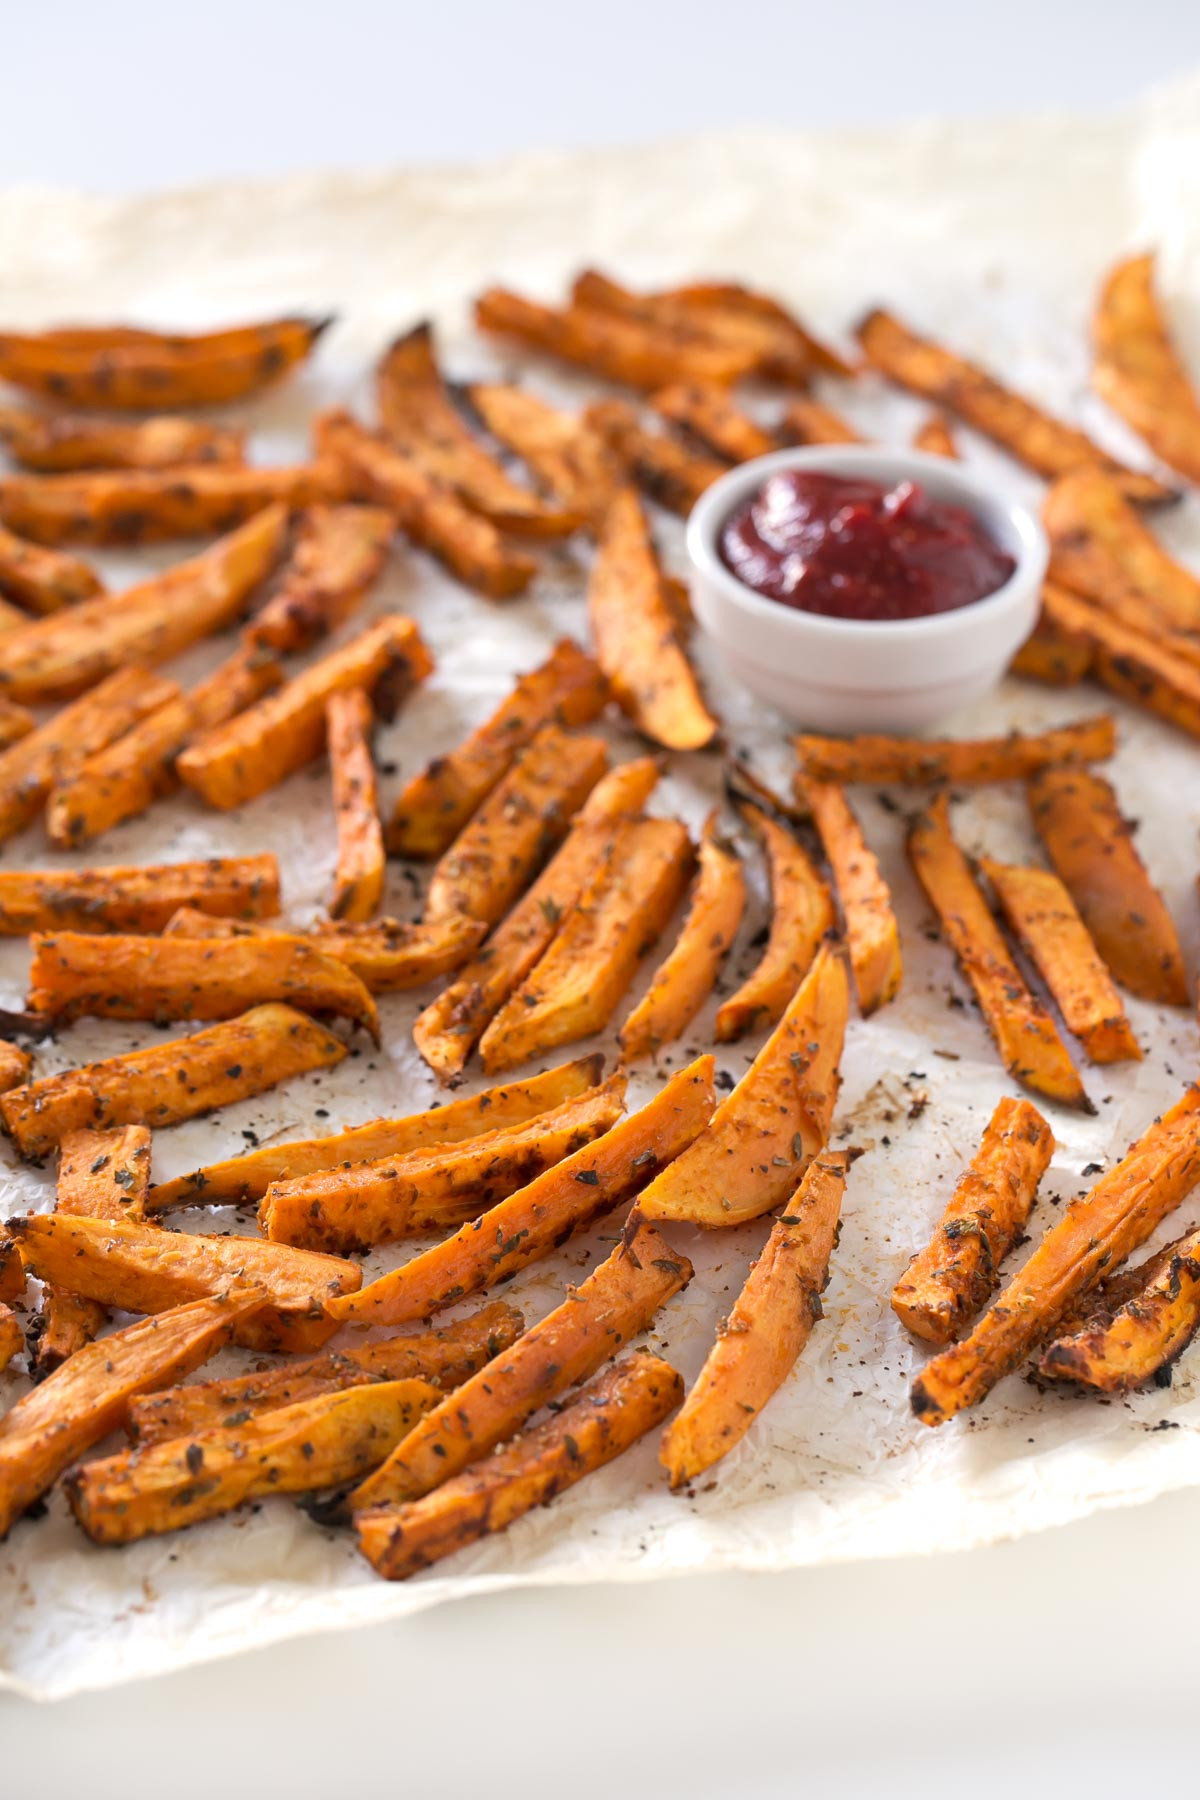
3,67,1200,1699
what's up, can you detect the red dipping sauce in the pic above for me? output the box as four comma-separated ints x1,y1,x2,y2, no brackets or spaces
719,470,1016,622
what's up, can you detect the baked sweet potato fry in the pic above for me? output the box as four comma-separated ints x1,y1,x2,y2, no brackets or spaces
571,270,812,386
588,487,718,751
652,278,854,379
1009,596,1095,686
35,1124,153,1374
245,504,395,654
911,1084,1200,1425
1040,1224,1200,1391
795,774,901,1015
352,1218,691,1509
146,1053,604,1213
1027,764,1187,1004
259,1075,628,1253
777,396,863,446
0,1040,31,1092
661,1151,850,1488
465,383,623,527
0,1002,347,1160
0,462,345,546
713,804,830,1042
325,688,384,922
128,1301,525,1445
1044,468,1200,633
793,716,1116,786
314,409,536,599
637,944,846,1230
0,1289,264,1538
178,614,433,809
0,1306,20,1373
0,696,33,748
329,1055,714,1326
424,723,608,925
474,287,758,390
650,383,774,463
982,858,1141,1063
0,524,103,614
1037,581,1200,739
165,904,489,993
0,404,246,473
891,1097,1054,1347
912,412,960,457
355,1350,682,1580
907,792,1090,1109
585,400,726,516
1092,251,1200,487
0,502,287,702
478,815,693,1074
0,854,279,936
857,307,1174,503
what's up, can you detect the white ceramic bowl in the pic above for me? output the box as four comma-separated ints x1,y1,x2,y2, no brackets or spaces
686,444,1047,732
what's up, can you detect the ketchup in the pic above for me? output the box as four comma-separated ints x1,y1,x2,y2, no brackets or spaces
719,470,1015,621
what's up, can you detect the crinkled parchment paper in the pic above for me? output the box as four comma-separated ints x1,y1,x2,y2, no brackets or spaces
3,70,1200,1699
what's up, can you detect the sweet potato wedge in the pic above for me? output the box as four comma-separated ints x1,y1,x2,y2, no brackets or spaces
0,524,103,614
982,858,1141,1063
911,1084,1200,1425
1044,468,1200,633
588,487,718,751
474,287,758,389
0,404,246,473
478,815,693,1074
652,278,854,379
1009,598,1095,686
777,396,863,446
245,504,395,654
0,854,279,936
0,1305,20,1373
795,774,901,1015
259,1074,628,1253
908,793,1090,1109
325,688,384,922
0,696,33,748
330,1055,715,1327
0,1289,264,1538
912,412,960,457
1092,252,1200,487
0,502,287,702
0,1040,31,1092
164,904,489,994
178,614,433,809
1039,1224,1200,1392
0,462,345,546
35,1123,153,1374
793,715,1116,785
661,1150,849,1488
1027,764,1187,1004
585,400,727,516
713,804,830,1042
857,307,1174,503
0,1002,347,1160
637,944,846,1230
891,1097,1054,1347
571,270,812,386
465,383,623,527
352,1218,691,1509
424,723,608,925
1037,581,1200,739
650,383,774,463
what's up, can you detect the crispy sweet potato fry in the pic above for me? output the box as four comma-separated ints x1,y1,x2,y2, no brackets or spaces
1092,252,1200,487
35,1124,153,1374
0,596,28,633
0,1002,347,1161
653,278,854,379
245,504,395,654
1037,581,1200,739
326,688,384,922
315,408,536,599
637,944,846,1230
424,724,608,925
330,1056,714,1326
0,1233,25,1303
982,858,1141,1063
891,1098,1054,1347
0,854,279,936
0,462,346,546
661,1151,850,1488
0,696,33,747
1040,1224,1200,1391
465,383,623,527
793,716,1116,786
908,793,1090,1109
0,1306,20,1373
0,523,103,614
0,502,287,702
259,1075,628,1253
0,404,246,473
352,1218,690,1509
1009,597,1095,686
858,307,1173,502
1044,468,1200,633
796,774,901,1015
1027,764,1187,1004
572,271,811,386
0,1290,264,1538
585,400,726,516
0,1040,31,1092
478,816,693,1074
777,396,863,446
713,804,830,1043
912,1085,1200,1425
165,904,488,993
178,614,432,810
588,487,718,751
475,287,758,389
912,412,960,457
650,383,774,463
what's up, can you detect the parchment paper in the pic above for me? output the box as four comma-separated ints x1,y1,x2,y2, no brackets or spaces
2,68,1200,1699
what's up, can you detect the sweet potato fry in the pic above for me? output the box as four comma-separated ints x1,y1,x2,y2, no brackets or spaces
0,696,33,747
424,723,608,925
330,1056,714,1326
1043,468,1200,633
245,504,395,654
650,383,774,463
793,715,1115,785
0,1289,264,1538
352,1218,690,1509
1037,581,1200,739
325,688,384,922
479,815,693,1074
0,1002,347,1160
465,383,623,527
588,487,718,751
1027,764,1187,1004
0,523,103,614
0,854,279,936
178,614,432,809
0,404,246,473
35,1123,153,1374
146,1054,603,1213
314,408,536,599
908,793,1089,1109
0,461,345,546
661,1151,850,1488
1039,1224,1200,1391
259,1074,628,1253
652,278,854,379
777,396,863,446
857,307,1173,502
585,400,726,516
713,805,830,1042
0,1306,20,1373
1092,251,1200,487
0,502,287,702
912,412,960,457
166,904,488,993
911,1084,1200,1424
572,271,810,386
0,1040,31,1092
0,1233,25,1303
982,858,1141,1063
1009,597,1095,686
637,944,846,1230
891,1097,1054,1346
795,774,901,1015
475,287,758,389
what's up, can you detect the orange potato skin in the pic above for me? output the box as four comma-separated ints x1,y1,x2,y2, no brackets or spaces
793,716,1116,786
797,774,902,1015
0,405,247,473
1092,251,1200,487
0,461,346,546
1010,596,1095,686
326,687,385,923
1036,580,1200,743
652,278,854,379
465,382,623,528
0,1234,26,1303
0,1039,32,1092
777,396,863,446
0,854,280,935
714,804,830,1042
474,287,758,389
0,523,104,613
161,903,488,994
651,383,775,463
35,1123,153,1374
1040,1225,1200,1392
912,412,960,457
1044,467,1200,633
572,271,813,387
586,400,727,517
0,1305,20,1373
245,504,395,654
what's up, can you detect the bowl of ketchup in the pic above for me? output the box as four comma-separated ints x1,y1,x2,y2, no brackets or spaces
686,445,1047,731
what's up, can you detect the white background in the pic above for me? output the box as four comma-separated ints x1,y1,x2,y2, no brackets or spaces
5,3,1200,1793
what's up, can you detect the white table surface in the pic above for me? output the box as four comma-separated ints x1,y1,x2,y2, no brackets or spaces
4,5,1200,1791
